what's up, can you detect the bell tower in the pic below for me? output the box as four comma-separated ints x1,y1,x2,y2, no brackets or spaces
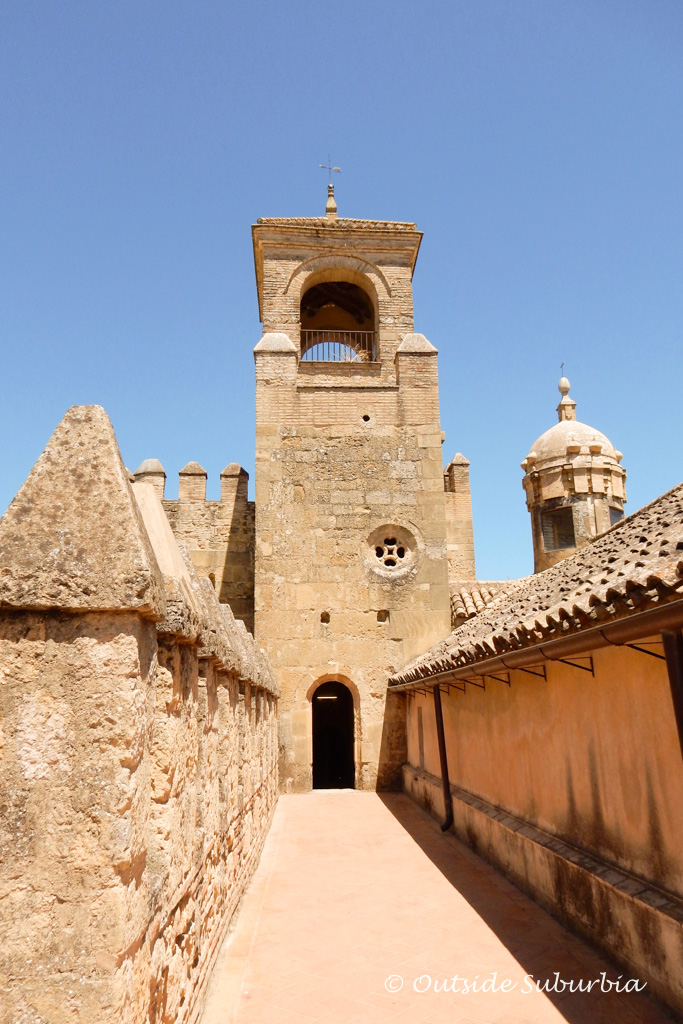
252,189,452,792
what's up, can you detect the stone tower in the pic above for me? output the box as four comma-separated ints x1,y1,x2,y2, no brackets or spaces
252,189,455,792
522,377,627,572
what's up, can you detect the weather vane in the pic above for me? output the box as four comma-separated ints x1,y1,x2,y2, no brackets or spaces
319,155,341,184
561,361,565,375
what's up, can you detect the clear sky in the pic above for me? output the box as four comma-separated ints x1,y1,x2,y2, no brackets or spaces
2,1,681,580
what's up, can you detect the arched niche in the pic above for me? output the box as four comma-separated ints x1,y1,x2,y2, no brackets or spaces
287,255,390,363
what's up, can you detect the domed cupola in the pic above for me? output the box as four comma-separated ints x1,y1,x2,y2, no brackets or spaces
522,377,627,572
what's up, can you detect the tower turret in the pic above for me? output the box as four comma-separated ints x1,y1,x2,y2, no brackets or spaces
522,378,627,572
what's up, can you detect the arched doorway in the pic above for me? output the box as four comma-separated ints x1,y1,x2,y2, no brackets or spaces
312,681,355,789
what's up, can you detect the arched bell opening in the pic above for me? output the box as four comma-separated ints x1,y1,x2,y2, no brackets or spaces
312,680,355,789
300,280,377,362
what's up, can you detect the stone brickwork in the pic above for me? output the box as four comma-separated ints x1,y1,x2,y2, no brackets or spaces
252,211,454,793
0,407,278,1024
252,217,421,360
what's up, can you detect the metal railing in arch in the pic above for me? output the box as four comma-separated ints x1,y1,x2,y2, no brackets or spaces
300,329,377,362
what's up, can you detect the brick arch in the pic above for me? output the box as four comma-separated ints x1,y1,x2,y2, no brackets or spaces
306,671,360,709
285,253,391,305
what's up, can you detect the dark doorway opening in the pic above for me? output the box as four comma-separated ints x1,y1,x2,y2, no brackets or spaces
312,681,355,789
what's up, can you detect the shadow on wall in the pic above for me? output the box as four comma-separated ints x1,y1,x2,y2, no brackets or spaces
219,497,255,633
377,793,669,1024
376,689,407,791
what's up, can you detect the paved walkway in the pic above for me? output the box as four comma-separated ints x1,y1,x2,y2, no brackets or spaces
202,793,671,1024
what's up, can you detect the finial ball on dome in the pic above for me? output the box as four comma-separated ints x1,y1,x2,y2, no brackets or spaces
558,376,571,396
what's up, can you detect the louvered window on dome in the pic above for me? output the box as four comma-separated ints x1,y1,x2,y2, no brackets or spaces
609,506,625,527
541,507,575,551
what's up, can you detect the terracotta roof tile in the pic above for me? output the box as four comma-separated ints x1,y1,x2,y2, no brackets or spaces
450,579,527,628
393,482,683,685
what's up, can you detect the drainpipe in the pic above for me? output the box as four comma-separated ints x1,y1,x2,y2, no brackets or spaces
432,684,453,832
662,629,683,767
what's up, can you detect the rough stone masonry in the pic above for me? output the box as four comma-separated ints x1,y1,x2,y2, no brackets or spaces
0,406,278,1024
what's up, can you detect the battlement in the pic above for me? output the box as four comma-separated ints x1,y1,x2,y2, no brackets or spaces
132,460,255,632
134,459,250,505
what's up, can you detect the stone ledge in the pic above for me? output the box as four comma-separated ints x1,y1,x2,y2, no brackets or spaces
295,381,400,391
402,764,683,1018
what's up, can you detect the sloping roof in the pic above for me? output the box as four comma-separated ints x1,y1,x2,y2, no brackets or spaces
450,580,527,628
393,482,683,686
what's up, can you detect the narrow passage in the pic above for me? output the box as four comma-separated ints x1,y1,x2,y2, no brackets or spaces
202,792,670,1024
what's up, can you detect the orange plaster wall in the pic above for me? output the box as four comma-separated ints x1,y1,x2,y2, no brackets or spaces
405,637,683,895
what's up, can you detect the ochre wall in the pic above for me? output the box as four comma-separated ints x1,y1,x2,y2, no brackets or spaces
403,639,683,1016
405,640,683,891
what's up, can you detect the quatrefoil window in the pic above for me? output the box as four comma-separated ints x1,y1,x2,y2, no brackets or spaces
366,525,416,577
374,536,407,568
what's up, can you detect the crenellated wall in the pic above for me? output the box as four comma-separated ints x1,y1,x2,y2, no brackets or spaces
0,407,278,1024
132,461,256,634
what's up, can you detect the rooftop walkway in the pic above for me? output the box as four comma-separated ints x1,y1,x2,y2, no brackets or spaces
202,792,671,1024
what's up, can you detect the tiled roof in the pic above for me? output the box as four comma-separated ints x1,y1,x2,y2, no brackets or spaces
393,482,683,686
450,580,527,628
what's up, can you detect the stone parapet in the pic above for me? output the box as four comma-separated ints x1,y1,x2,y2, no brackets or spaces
0,406,278,1024
0,405,165,617
133,457,167,500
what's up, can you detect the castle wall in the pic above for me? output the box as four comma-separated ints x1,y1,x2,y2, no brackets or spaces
0,610,277,1024
402,642,683,1015
0,407,278,1024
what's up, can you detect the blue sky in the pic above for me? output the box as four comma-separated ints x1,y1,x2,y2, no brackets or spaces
2,1,681,580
